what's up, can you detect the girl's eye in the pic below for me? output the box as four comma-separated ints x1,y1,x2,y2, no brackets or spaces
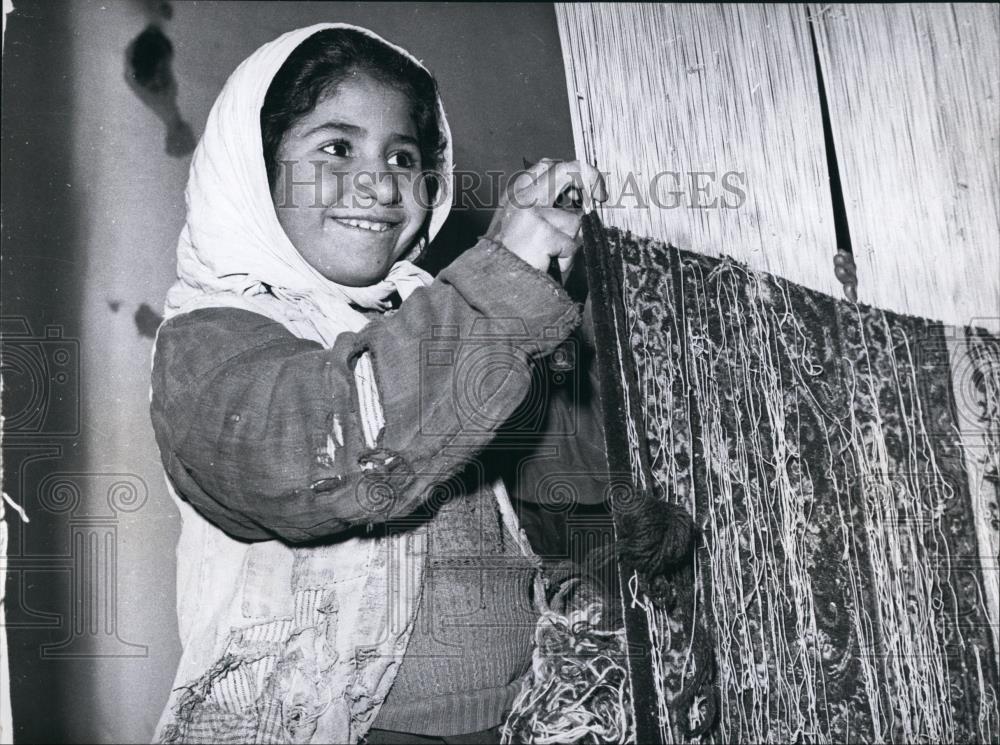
387,151,418,169
321,140,350,157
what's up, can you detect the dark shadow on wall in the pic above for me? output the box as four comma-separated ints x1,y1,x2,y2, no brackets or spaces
419,207,493,276
2,2,85,744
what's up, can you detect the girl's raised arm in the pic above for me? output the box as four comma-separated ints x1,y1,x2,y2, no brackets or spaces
151,236,580,543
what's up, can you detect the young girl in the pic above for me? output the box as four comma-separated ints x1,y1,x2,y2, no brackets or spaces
150,22,608,745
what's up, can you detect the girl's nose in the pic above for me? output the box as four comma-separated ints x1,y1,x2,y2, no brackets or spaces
355,164,401,207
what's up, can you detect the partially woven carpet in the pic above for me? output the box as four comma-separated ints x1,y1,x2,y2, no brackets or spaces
610,226,999,743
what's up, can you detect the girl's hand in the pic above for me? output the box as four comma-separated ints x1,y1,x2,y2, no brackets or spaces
485,159,607,278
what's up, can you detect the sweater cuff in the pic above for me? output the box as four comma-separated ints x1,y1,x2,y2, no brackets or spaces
437,237,582,357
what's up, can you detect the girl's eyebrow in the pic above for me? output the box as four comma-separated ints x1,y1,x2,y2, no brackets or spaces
302,120,365,138
302,120,418,147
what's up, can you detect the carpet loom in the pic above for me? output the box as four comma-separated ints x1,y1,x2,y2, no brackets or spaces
503,4,1000,743
615,225,998,743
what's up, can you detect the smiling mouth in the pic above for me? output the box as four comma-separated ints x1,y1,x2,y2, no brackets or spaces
330,217,400,233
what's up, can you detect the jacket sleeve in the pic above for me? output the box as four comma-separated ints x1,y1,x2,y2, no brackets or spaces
150,238,581,544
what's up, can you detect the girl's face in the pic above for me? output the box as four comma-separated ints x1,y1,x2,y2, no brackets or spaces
271,71,429,287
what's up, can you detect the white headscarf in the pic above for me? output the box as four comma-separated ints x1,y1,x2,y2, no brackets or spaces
163,23,453,345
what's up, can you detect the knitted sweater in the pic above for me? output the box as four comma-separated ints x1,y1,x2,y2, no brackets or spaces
373,480,538,735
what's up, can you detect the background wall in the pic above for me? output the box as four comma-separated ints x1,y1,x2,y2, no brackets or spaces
0,2,574,741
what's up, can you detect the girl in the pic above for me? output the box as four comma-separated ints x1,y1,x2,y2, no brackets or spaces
151,22,607,745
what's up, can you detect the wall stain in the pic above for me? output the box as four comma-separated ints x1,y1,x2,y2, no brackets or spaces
134,303,163,338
